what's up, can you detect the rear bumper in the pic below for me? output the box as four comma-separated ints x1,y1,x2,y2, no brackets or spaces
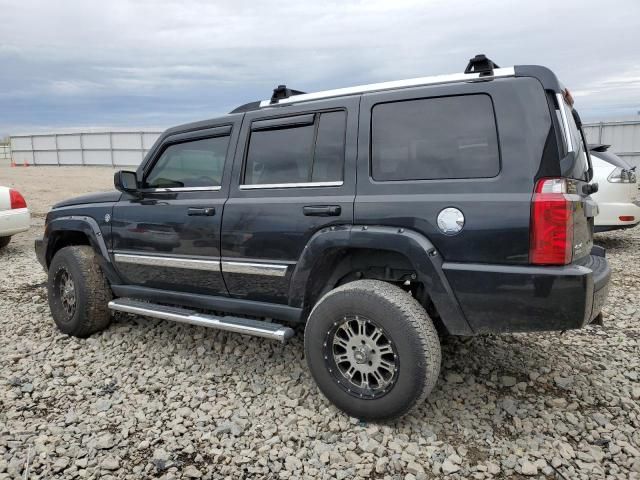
594,201,640,228
443,254,611,334
0,208,30,237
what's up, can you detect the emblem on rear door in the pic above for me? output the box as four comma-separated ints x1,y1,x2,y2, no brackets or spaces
437,208,464,235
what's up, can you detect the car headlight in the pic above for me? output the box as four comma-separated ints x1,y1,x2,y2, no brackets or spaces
608,167,636,183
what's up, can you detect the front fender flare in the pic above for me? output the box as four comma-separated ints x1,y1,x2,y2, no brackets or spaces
44,215,121,284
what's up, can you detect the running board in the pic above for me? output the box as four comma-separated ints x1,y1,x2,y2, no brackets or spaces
108,298,295,343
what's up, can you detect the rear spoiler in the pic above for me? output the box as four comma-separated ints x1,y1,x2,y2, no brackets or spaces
588,144,610,153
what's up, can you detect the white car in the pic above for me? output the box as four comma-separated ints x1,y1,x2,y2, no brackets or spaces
590,145,640,232
0,186,30,248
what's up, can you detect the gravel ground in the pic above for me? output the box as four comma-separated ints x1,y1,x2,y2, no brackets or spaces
1,165,639,479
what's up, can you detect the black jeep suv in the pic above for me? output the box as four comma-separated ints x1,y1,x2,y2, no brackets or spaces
36,56,610,420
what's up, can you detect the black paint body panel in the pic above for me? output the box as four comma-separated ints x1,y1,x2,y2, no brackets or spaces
444,256,610,333
220,97,360,304
36,65,611,336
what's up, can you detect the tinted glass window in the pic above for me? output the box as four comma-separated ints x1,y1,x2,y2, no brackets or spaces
146,136,229,188
371,95,500,181
312,111,346,182
564,104,589,180
244,111,346,185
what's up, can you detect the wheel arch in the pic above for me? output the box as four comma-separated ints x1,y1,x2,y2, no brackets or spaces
45,216,121,284
289,225,474,335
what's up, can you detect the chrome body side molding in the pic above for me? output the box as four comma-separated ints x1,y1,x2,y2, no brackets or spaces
113,253,221,272
240,181,343,190
113,252,292,277
221,261,289,277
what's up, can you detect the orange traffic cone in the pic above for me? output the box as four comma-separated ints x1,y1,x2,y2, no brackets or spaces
23,159,29,167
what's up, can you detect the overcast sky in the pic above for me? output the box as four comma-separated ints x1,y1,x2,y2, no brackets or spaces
1,0,639,136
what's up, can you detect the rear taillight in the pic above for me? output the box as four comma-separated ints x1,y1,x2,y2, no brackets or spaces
9,189,27,209
530,178,573,265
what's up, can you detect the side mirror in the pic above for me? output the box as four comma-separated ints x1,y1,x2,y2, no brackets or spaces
114,170,139,194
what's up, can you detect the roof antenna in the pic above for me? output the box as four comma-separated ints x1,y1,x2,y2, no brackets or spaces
464,54,500,77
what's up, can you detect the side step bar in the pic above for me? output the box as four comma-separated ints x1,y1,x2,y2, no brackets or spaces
108,298,295,343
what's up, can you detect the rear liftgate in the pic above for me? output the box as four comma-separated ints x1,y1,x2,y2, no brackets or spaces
108,298,295,343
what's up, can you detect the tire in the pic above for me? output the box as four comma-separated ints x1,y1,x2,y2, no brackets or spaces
304,279,441,421
0,236,10,249
47,246,113,338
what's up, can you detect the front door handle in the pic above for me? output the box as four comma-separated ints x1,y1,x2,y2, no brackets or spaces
303,205,341,217
188,207,216,216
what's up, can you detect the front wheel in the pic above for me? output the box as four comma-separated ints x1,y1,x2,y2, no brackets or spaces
0,236,11,249
304,280,441,421
47,246,113,338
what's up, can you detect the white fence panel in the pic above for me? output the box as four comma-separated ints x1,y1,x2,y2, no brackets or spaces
83,150,112,165
584,120,640,169
34,151,58,165
10,130,163,166
32,135,56,151
82,133,111,149
57,134,81,150
112,133,141,149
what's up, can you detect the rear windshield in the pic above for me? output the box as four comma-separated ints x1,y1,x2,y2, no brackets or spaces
371,94,500,181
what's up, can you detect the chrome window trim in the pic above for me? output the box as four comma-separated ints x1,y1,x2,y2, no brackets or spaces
141,186,222,193
221,261,289,277
259,67,516,107
114,253,221,271
239,181,343,190
556,93,574,153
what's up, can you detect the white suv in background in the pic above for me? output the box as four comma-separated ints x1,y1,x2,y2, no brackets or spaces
0,186,30,248
590,145,640,232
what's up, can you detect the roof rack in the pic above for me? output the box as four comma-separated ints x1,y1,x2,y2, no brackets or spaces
464,54,500,77
236,55,512,109
270,85,306,104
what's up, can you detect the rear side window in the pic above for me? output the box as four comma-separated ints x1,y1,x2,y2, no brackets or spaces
244,111,346,185
145,136,229,188
371,94,500,181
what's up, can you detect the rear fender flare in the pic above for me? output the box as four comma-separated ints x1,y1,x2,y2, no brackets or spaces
289,225,473,335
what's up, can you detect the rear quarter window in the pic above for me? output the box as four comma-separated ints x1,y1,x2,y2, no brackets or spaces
371,94,500,181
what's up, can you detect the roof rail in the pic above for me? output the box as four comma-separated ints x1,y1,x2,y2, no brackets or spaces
270,85,306,104
260,65,515,108
464,54,500,77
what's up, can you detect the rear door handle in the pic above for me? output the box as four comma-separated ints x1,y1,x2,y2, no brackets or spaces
188,207,216,216
303,205,341,217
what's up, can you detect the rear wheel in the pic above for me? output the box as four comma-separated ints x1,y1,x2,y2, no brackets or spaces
304,279,441,420
47,246,112,338
0,236,10,249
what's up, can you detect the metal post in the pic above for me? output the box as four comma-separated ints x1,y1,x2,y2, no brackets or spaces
109,132,115,167
598,122,603,144
30,135,35,166
54,134,60,166
79,133,85,165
